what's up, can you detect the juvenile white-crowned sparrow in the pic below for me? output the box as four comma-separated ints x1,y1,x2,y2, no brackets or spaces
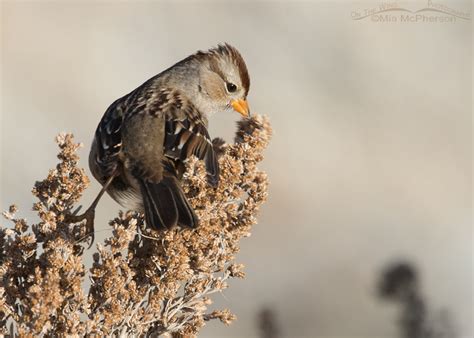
71,44,250,243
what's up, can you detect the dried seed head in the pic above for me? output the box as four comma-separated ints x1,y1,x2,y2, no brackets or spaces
0,114,271,336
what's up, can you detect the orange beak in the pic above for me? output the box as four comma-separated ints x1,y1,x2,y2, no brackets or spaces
231,99,250,117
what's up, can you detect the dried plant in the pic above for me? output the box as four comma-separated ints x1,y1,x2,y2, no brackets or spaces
0,115,271,336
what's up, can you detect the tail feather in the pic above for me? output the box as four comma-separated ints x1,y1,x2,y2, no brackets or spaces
159,176,198,228
139,176,198,230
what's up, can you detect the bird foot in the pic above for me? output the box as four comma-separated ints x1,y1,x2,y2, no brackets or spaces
66,207,96,249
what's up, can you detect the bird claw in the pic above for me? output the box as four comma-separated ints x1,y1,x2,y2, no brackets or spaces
66,208,96,249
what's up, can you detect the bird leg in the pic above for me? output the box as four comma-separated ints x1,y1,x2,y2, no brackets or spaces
67,174,116,247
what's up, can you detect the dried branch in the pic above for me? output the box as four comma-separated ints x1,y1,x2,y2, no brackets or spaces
0,115,272,336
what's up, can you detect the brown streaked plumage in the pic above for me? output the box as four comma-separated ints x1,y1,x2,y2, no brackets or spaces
70,44,251,244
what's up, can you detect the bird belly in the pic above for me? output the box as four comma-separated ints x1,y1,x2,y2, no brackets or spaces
109,187,143,212
107,175,144,212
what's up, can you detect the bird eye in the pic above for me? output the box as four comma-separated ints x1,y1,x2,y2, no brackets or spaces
226,82,237,93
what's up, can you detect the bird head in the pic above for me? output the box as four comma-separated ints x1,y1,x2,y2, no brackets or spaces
174,44,251,118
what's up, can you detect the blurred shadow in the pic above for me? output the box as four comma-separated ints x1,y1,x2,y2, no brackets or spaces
378,261,458,338
258,307,281,338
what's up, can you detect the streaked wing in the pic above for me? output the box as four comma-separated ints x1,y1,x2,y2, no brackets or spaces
164,112,219,187
98,87,219,187
91,100,124,180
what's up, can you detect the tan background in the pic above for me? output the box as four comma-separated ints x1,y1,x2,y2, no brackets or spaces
1,1,472,337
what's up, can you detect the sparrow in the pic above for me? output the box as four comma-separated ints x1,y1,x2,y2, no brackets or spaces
70,44,250,244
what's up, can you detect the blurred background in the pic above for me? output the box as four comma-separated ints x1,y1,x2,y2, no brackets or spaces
1,1,472,337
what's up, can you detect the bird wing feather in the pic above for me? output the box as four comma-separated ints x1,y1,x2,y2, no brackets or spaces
90,99,124,181
164,116,219,186
120,87,219,186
